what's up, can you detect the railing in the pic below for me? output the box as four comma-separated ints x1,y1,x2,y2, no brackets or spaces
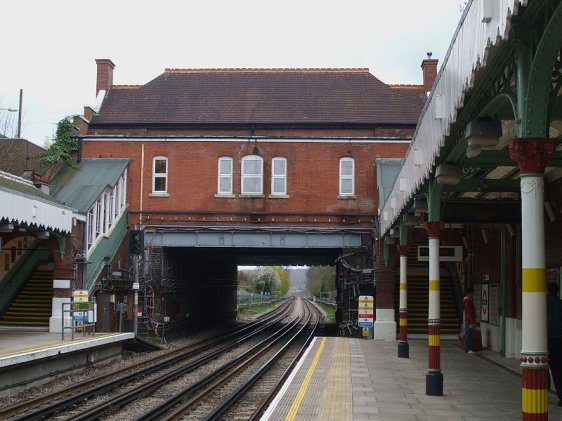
61,301,96,340
0,242,49,315
84,213,128,292
237,294,284,310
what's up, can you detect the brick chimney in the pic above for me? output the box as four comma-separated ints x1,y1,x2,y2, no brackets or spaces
421,52,438,94
95,59,115,96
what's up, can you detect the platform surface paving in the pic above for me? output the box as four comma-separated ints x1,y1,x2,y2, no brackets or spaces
0,330,134,367
261,337,562,421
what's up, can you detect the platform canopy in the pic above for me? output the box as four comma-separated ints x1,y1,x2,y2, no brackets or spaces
0,171,74,233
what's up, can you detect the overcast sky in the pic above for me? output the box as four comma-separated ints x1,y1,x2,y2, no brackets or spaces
0,0,464,146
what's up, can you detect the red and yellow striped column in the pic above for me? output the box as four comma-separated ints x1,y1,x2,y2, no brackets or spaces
425,221,444,396
397,245,409,358
510,138,554,421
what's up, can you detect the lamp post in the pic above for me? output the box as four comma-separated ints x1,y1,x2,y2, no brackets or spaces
0,89,22,138
0,106,18,137
17,89,22,139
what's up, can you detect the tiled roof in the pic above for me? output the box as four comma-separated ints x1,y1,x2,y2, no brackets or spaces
90,69,424,127
389,85,427,113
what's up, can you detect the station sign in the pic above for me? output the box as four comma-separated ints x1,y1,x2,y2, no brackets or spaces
417,246,463,262
73,290,89,322
358,295,374,328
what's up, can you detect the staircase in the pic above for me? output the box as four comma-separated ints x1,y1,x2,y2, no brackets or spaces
0,268,53,328
395,242,461,335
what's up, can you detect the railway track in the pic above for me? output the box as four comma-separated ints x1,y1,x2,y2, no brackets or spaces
136,297,321,420
0,298,296,421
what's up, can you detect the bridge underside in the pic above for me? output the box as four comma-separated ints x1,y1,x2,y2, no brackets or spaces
139,228,373,334
148,227,365,265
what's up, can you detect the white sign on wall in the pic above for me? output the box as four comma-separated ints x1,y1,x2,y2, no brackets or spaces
417,246,463,262
481,284,489,323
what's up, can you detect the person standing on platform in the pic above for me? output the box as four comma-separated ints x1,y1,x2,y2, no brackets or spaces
547,282,562,406
463,287,476,354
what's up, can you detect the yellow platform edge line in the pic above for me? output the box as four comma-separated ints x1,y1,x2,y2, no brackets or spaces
285,337,327,421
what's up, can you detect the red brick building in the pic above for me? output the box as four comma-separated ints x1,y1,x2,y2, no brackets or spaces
75,58,433,333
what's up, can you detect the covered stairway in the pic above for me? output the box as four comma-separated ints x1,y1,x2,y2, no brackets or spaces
0,267,53,328
394,240,461,335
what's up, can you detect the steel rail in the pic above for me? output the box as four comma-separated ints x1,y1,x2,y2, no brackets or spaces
4,298,293,421
60,301,296,421
150,298,318,421
132,310,305,420
246,299,323,421
203,299,319,421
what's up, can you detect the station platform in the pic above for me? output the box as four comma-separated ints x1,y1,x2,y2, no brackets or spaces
261,337,562,421
0,329,134,397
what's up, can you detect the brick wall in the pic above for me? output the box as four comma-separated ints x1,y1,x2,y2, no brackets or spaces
0,139,46,176
82,138,409,226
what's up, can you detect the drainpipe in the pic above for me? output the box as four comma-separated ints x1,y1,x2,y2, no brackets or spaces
139,143,145,224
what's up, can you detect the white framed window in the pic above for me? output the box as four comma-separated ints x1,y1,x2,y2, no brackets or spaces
217,157,233,195
271,157,287,196
241,155,263,195
113,184,119,220
120,169,127,211
95,198,103,237
104,190,112,232
85,168,128,255
87,208,94,249
339,157,355,196
152,156,168,194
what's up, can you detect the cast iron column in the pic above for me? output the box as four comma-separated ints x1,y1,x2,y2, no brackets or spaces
397,244,409,358
510,138,554,421
425,221,444,396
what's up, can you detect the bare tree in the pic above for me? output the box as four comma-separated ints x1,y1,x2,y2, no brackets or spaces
0,98,37,176
0,99,18,138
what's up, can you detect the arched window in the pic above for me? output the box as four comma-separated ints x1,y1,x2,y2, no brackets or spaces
339,157,355,196
152,156,168,194
241,155,263,195
217,156,233,195
271,157,287,196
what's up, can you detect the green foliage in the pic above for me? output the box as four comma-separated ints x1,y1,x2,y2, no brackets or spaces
273,266,290,295
306,266,336,297
41,117,78,166
255,267,279,294
239,301,279,316
238,266,290,296
316,301,336,322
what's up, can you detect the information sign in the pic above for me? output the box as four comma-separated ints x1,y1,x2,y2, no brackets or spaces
358,295,374,328
481,284,489,323
73,290,88,322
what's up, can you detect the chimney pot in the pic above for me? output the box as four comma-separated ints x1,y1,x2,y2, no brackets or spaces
95,59,115,96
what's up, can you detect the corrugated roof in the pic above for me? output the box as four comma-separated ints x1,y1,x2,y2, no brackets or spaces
89,69,424,127
50,159,129,213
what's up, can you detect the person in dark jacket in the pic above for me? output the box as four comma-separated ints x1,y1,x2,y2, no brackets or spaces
463,287,476,354
547,282,562,406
